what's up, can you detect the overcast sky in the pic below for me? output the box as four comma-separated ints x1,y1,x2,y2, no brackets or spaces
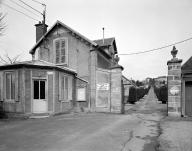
0,0,192,80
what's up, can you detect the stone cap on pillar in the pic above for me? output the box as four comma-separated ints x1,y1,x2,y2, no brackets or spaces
167,46,182,65
110,64,124,70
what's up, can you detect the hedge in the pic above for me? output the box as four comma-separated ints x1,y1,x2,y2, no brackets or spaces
154,85,168,104
127,86,150,104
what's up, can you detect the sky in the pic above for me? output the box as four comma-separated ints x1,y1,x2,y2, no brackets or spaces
0,0,192,80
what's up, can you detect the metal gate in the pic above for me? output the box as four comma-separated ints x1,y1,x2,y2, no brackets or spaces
96,68,110,111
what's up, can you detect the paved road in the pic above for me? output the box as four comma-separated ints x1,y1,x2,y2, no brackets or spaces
0,88,166,151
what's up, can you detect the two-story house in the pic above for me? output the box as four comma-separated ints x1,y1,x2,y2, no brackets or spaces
0,20,124,117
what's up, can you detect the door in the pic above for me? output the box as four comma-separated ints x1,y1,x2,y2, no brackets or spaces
33,79,47,113
185,81,192,116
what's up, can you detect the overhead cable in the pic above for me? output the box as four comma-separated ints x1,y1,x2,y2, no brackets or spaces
2,3,39,22
30,0,44,5
118,37,192,55
18,0,42,15
9,0,41,17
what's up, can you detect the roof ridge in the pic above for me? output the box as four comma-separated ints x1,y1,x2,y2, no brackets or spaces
29,20,98,54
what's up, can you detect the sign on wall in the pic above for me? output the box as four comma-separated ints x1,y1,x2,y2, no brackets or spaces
170,86,179,96
77,88,86,101
97,83,109,91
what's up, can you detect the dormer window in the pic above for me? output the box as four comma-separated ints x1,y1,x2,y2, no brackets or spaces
54,38,68,64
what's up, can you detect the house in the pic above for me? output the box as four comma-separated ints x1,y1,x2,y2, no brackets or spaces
0,20,125,117
181,56,192,117
154,76,167,87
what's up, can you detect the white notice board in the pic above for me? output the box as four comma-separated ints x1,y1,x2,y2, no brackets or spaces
77,88,86,101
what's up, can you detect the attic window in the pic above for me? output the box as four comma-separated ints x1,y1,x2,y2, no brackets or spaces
54,38,68,64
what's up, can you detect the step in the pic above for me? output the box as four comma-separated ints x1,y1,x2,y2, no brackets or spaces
29,113,50,119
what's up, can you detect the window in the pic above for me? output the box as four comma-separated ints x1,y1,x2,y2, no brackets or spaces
59,75,72,101
33,80,46,99
54,38,68,64
60,76,68,100
5,72,15,100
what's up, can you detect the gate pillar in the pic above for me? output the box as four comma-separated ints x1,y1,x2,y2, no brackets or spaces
110,65,124,113
167,46,182,116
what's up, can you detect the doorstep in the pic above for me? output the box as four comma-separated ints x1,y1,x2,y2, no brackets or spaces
29,113,50,119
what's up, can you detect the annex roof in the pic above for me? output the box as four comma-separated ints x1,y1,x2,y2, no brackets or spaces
0,60,77,74
29,20,98,54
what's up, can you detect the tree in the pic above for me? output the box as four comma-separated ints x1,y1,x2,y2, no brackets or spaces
0,1,5,35
0,53,20,64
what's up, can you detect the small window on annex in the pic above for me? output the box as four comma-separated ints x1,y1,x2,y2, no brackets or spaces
5,72,15,100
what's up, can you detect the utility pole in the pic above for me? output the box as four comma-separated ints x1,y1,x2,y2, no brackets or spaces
42,3,46,34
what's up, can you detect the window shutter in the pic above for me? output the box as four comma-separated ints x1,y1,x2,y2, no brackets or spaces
0,73,1,101
55,40,60,64
11,72,15,100
15,71,19,102
68,77,72,101
64,76,68,100
3,72,5,101
61,40,66,63
59,73,62,101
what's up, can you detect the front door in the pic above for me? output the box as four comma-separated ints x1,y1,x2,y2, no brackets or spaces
185,81,192,116
33,79,47,113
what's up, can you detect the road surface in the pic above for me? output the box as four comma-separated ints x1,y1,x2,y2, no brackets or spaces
0,88,166,151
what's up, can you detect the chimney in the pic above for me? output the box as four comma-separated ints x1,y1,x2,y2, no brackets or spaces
102,27,105,44
35,21,48,42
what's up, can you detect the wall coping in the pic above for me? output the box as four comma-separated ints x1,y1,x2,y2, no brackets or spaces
167,58,182,65
110,64,124,70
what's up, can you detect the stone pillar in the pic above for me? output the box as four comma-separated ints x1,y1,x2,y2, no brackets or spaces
110,65,124,113
89,50,97,112
167,46,182,116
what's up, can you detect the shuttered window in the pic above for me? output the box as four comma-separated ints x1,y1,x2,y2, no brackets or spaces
54,38,68,64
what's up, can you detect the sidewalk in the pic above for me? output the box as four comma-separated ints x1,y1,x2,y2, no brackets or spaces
158,116,192,151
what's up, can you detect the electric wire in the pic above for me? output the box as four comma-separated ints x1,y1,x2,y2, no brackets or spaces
30,0,44,5
118,37,192,55
18,0,42,15
9,0,41,18
2,3,39,22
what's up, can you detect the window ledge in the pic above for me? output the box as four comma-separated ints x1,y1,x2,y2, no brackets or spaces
61,100,70,103
56,63,68,66
4,100,15,103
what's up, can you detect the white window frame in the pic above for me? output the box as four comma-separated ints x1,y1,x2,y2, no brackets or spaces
5,72,15,101
59,75,73,102
53,38,68,65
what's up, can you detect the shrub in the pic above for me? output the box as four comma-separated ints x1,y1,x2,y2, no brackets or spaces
154,85,168,103
128,87,137,104
128,86,150,104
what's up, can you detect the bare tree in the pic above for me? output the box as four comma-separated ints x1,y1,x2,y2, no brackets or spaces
0,0,5,35
0,53,21,64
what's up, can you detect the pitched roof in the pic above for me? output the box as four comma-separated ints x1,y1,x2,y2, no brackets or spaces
122,75,137,87
94,37,115,47
0,60,76,74
94,37,117,54
182,56,192,71
29,20,98,54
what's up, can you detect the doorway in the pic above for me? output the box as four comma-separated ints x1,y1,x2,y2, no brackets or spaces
32,79,47,113
185,81,192,116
